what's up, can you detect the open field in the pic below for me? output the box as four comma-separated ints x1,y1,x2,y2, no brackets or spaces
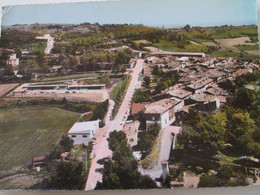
153,40,209,53
215,37,255,51
0,172,46,189
235,44,259,51
8,90,108,103
0,84,19,97
246,50,260,56
0,106,80,170
211,50,259,59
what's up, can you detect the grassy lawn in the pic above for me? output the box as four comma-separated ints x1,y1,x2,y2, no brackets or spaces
235,44,259,51
0,106,80,170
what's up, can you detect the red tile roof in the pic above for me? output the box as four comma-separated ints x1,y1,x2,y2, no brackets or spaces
131,103,146,115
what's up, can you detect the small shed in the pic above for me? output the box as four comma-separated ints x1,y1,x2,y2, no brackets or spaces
32,155,47,169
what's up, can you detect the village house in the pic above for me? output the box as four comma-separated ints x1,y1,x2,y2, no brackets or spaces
144,98,182,129
68,120,99,145
174,106,191,125
184,93,221,112
185,77,213,94
131,103,146,116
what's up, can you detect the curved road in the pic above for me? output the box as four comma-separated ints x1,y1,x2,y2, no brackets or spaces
85,59,144,190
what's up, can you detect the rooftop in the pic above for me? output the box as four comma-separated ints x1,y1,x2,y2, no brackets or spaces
145,99,180,114
186,77,213,90
167,88,192,99
131,103,146,115
68,120,99,134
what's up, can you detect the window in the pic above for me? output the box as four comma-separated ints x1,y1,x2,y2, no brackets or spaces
83,135,87,138
72,135,76,138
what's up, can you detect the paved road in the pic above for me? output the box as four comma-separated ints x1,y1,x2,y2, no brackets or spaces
45,36,55,54
85,59,144,190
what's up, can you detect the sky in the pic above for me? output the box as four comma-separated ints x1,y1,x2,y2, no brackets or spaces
1,0,258,28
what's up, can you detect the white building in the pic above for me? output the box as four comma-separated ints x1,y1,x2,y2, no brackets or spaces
68,120,99,145
144,99,181,129
6,53,19,70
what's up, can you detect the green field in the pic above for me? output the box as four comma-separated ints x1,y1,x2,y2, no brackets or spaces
153,40,210,53
0,106,80,170
235,44,259,51
211,50,259,59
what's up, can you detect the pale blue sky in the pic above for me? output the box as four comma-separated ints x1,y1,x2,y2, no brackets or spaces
2,0,257,28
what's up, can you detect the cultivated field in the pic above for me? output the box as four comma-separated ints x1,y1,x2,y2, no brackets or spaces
215,37,255,51
0,106,80,170
0,84,19,97
246,50,260,56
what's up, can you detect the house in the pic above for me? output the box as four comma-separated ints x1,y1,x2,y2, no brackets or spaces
233,68,252,76
205,69,226,82
174,106,190,125
185,77,213,94
184,93,215,106
144,99,181,129
6,53,19,71
166,87,192,101
68,120,99,145
32,155,47,169
195,98,221,112
131,103,146,116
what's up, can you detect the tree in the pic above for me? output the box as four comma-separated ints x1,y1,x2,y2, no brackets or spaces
95,131,156,189
143,76,151,88
132,89,152,103
115,49,131,65
59,135,74,152
120,66,127,75
184,24,191,32
4,64,13,75
198,174,219,187
226,112,256,155
154,81,167,94
49,160,86,190
179,111,227,155
152,65,160,75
